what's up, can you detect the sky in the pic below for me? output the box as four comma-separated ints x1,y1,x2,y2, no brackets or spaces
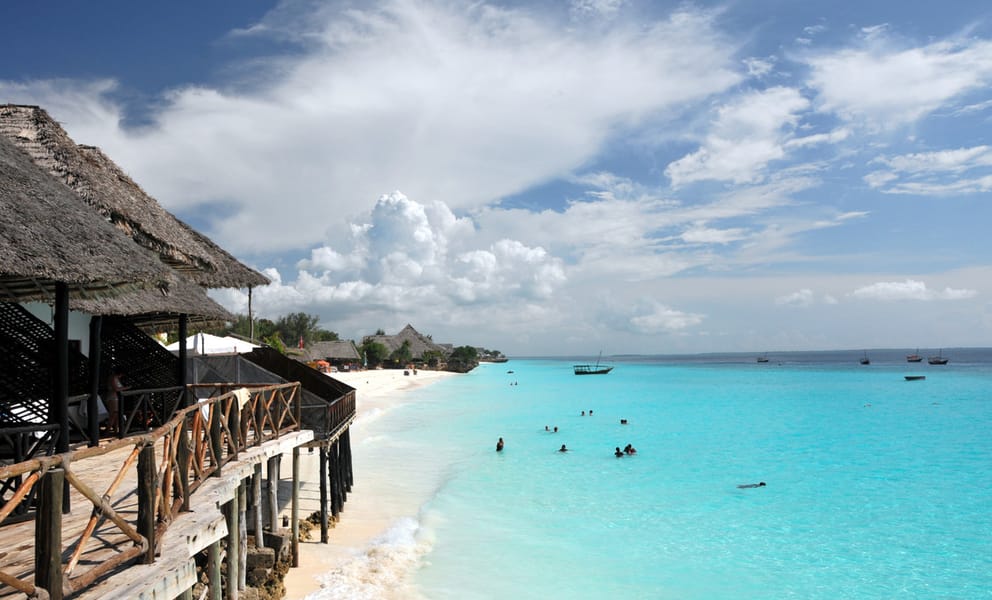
3,0,992,356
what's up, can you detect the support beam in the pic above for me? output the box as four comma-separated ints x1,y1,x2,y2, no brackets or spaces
178,314,188,406
86,316,102,446
53,282,69,455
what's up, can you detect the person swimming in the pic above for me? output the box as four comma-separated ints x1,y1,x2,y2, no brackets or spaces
615,447,624,458
496,437,504,452
624,444,636,454
559,444,568,452
737,482,766,488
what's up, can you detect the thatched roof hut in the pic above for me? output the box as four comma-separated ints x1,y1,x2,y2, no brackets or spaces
0,104,269,289
0,134,171,302
364,324,447,360
306,340,361,362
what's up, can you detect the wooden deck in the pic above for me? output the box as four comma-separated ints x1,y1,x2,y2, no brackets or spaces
1,430,311,600
0,382,312,600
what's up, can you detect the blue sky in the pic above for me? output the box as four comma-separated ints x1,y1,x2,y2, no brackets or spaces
3,1,991,355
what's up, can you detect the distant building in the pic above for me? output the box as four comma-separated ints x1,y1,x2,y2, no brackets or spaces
306,340,361,368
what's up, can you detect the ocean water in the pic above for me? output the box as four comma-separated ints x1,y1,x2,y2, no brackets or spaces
313,351,992,599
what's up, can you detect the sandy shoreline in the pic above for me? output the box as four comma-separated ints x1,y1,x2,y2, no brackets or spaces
282,368,459,600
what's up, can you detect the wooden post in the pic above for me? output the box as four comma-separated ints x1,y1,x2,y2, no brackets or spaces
319,445,328,543
207,539,222,600
225,490,240,600
137,444,157,564
267,456,279,533
292,446,300,567
342,428,354,492
176,417,191,512
86,316,102,446
229,396,240,459
330,441,341,520
252,463,263,538
35,468,64,600
53,282,69,456
238,480,247,591
211,403,223,477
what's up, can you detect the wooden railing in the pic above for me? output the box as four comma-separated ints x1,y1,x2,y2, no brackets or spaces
0,381,300,599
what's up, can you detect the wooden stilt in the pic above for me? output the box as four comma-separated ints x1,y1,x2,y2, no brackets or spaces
238,480,247,591
208,539,222,600
225,489,240,600
86,316,102,447
252,463,263,539
292,447,300,568
267,455,279,532
342,428,354,492
319,445,328,543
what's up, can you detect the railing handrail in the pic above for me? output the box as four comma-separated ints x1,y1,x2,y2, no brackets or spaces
0,380,303,598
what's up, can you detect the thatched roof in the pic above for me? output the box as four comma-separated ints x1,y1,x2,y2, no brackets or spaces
69,274,234,329
365,324,447,359
0,105,269,289
306,340,361,362
0,134,171,302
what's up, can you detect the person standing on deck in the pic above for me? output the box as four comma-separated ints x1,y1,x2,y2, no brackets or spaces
104,366,129,434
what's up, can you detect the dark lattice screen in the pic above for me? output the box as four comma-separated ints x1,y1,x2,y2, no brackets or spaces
0,302,89,425
99,316,180,392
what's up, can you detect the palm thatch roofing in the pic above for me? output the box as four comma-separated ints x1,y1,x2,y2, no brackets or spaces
306,340,361,362
69,274,234,329
0,104,269,289
364,324,447,359
0,134,171,302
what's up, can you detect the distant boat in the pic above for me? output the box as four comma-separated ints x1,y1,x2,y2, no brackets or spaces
756,354,769,363
574,352,613,375
904,375,926,381
928,350,949,365
860,351,870,365
906,349,923,363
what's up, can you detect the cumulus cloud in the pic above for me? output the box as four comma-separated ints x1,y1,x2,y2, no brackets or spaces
665,87,810,187
850,279,977,301
776,289,815,306
806,35,992,128
221,191,566,324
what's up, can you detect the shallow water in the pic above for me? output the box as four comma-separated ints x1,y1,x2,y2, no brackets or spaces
312,352,992,599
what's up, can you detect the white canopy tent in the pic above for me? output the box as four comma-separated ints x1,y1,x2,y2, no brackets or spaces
165,332,259,355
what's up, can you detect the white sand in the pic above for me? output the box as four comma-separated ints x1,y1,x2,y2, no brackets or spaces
282,368,458,600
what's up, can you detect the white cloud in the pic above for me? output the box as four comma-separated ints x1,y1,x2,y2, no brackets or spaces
806,36,992,128
628,301,705,333
776,289,815,306
665,87,810,187
865,146,992,194
3,2,740,256
874,146,992,173
743,56,775,78
850,279,977,301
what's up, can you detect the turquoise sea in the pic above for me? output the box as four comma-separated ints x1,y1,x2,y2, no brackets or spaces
314,351,992,599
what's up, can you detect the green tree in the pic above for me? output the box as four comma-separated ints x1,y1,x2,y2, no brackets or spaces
389,340,413,366
446,346,479,373
275,312,321,347
361,340,390,367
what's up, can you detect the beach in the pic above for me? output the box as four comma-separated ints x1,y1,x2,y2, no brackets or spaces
282,368,458,600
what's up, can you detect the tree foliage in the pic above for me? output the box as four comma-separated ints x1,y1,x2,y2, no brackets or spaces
389,340,413,366
360,340,390,367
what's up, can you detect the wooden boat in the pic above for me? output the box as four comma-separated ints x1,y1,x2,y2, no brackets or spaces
906,349,922,363
756,355,769,363
928,350,949,365
574,352,613,375
860,351,870,365
904,375,926,381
